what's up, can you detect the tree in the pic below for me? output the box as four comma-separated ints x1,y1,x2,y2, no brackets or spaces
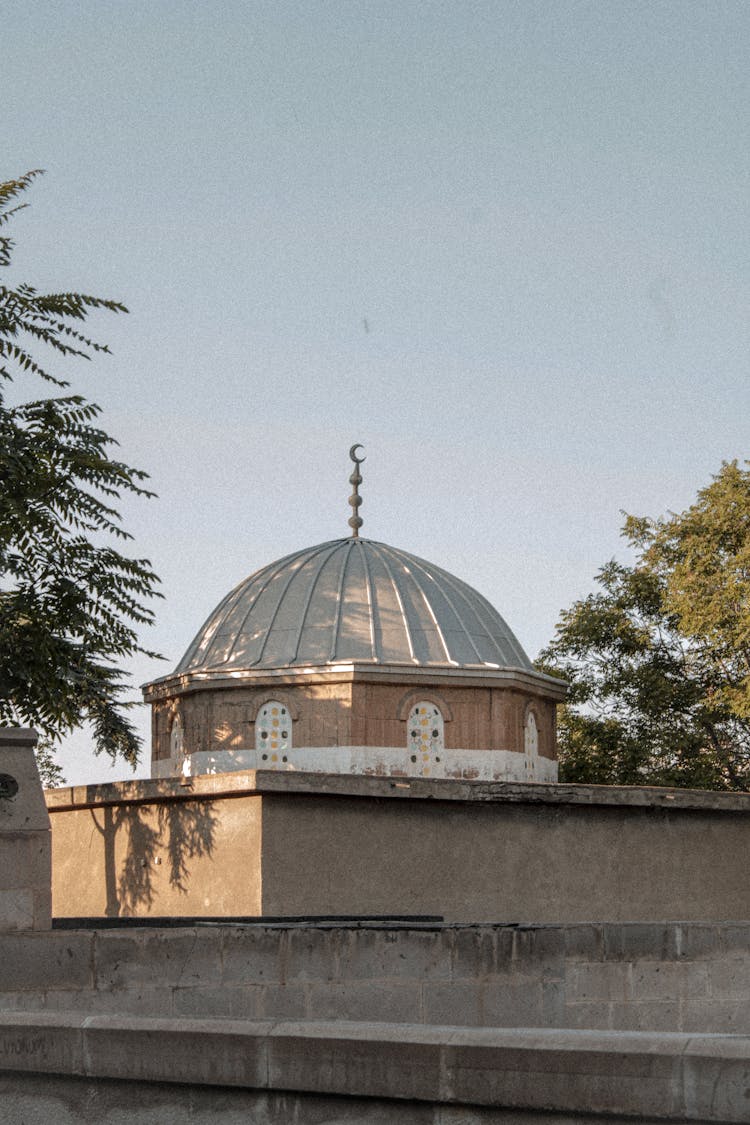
539,461,750,791
0,171,160,773
33,737,67,789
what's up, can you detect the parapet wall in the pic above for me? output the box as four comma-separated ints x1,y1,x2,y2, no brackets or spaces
4,1016,747,1124
0,729,51,931
4,919,750,1121
3,920,750,1034
46,771,750,923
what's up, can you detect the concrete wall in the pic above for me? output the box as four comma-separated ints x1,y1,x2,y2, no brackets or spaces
47,771,750,922
4,1014,748,1123
48,779,262,918
0,729,51,931
260,786,750,922
3,921,750,1035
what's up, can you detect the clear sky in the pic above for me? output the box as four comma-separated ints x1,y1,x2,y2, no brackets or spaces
5,0,750,784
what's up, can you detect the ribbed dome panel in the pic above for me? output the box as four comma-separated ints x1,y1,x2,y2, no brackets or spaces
175,538,532,673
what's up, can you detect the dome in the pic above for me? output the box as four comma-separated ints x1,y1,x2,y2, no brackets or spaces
176,538,533,674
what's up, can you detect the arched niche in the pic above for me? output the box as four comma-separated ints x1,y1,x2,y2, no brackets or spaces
406,700,445,777
524,707,539,780
169,714,184,760
255,700,293,760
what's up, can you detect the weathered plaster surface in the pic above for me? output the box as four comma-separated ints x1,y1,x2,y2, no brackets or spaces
0,729,51,931
152,744,559,783
45,772,750,922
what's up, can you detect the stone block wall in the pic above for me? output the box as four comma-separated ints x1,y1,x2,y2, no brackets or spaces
3,921,750,1035
4,1015,748,1123
5,920,750,1122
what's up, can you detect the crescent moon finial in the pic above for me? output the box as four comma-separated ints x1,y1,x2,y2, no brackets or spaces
347,443,365,538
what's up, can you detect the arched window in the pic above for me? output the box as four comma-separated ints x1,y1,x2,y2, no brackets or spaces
524,710,538,780
407,702,444,776
169,715,183,760
255,700,292,763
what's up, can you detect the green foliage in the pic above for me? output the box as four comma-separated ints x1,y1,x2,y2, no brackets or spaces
540,461,750,791
34,737,66,789
0,172,160,768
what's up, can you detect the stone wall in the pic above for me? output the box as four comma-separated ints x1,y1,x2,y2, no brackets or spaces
350,681,557,760
153,743,559,784
4,1016,747,1123
3,921,750,1123
2,921,749,1034
151,681,354,762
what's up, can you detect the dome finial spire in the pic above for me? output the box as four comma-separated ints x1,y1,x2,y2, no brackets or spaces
348,443,366,538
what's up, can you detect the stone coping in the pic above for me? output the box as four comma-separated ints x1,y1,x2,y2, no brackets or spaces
45,768,750,815
0,728,38,748
0,1012,747,1120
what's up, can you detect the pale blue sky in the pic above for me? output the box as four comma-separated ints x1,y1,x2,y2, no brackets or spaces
5,1,749,783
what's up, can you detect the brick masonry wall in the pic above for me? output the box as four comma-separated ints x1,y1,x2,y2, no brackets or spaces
152,683,355,760
2,922,750,1034
151,680,557,763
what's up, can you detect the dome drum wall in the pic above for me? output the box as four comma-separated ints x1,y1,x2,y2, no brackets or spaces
148,667,562,784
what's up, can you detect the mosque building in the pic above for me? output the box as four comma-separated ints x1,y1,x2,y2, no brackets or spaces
143,447,566,782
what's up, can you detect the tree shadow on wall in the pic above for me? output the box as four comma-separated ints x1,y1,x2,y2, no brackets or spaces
91,798,219,917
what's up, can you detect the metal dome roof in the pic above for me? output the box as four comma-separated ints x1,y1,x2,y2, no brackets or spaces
175,538,533,674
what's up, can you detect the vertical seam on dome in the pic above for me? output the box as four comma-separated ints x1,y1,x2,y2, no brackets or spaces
222,543,335,667
288,540,342,663
426,560,529,668
468,585,531,667
467,582,531,667
397,554,458,665
184,552,299,671
175,582,246,672
400,553,481,665
425,563,497,660
253,540,341,667
370,541,417,664
221,548,312,666
329,540,354,661
358,539,377,661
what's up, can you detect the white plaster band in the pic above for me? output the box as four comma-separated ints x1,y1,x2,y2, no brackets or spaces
154,745,558,784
